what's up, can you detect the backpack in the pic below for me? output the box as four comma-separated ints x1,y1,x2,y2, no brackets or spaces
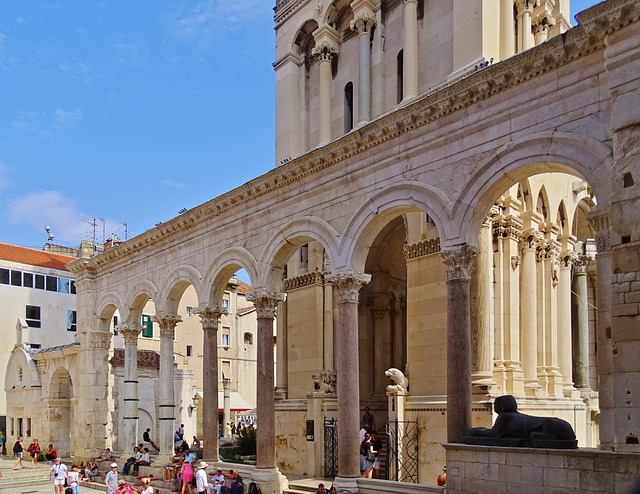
248,482,262,494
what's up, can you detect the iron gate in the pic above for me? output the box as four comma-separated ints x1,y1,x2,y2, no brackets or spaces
324,418,338,478
386,419,419,483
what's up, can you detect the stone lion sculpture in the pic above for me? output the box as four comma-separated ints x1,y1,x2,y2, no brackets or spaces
463,395,577,449
385,368,408,394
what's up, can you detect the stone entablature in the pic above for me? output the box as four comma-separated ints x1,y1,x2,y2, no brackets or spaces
403,238,441,260
284,271,324,291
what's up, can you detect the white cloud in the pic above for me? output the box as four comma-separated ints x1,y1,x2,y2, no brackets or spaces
168,0,263,48
8,191,89,243
162,179,185,188
112,34,147,67
0,31,17,72
54,108,84,126
58,59,93,85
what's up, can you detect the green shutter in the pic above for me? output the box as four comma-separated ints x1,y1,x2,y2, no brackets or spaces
141,314,153,338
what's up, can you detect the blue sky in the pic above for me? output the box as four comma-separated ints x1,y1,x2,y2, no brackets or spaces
0,0,602,250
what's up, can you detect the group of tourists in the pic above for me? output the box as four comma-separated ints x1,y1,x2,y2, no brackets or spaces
11,436,58,470
104,463,152,494
359,407,382,479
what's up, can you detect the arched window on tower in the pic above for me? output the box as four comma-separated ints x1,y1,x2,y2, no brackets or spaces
344,82,354,132
536,189,548,221
397,50,404,104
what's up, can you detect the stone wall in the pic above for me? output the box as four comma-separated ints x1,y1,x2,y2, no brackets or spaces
445,443,640,493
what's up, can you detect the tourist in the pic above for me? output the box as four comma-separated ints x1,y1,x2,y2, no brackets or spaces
105,463,118,494
437,466,446,486
27,438,41,468
360,433,375,479
100,448,115,462
180,456,194,494
228,473,243,494
44,444,58,462
12,436,24,470
0,431,5,457
370,431,382,479
194,461,209,494
143,428,159,451
115,479,136,494
139,477,153,494
211,468,225,494
122,446,141,475
67,465,81,494
362,407,376,432
191,436,201,449
83,458,98,480
133,447,151,474
50,458,68,494
177,424,185,441
315,483,327,494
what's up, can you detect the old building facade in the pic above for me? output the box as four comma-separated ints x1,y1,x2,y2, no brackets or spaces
38,0,640,493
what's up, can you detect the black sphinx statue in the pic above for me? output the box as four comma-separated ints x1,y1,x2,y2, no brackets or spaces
462,395,578,449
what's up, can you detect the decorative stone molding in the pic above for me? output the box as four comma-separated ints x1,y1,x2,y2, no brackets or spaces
152,312,182,338
493,216,524,241
403,237,441,260
194,305,227,331
246,288,286,319
350,0,377,35
312,25,341,62
520,230,543,252
284,271,324,291
272,51,303,71
533,14,555,36
385,367,409,395
441,245,477,281
576,0,640,37
325,271,371,304
371,305,389,320
560,250,577,268
313,369,336,393
573,255,592,274
511,256,521,270
84,331,112,350
588,213,611,254
118,325,142,345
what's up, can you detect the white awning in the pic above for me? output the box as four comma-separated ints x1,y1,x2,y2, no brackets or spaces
217,391,253,412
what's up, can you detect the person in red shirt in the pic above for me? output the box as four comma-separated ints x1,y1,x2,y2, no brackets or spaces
437,466,446,486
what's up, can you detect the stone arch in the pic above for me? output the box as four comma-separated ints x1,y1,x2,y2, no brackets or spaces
158,265,204,315
46,367,74,456
456,131,612,245
125,280,159,325
557,200,569,236
339,181,452,272
324,0,354,32
536,185,550,222
260,216,341,289
5,346,39,391
203,247,259,304
292,19,319,56
517,179,533,213
95,292,126,328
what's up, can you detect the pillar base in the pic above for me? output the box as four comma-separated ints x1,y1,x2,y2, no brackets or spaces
333,477,359,494
251,467,288,494
524,381,543,397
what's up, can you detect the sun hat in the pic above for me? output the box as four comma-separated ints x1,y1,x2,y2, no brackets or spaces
197,461,208,469
110,463,118,468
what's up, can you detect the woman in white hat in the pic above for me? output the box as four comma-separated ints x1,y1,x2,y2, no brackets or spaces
194,461,209,494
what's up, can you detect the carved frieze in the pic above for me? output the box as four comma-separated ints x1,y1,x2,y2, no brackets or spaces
284,271,324,291
403,237,441,260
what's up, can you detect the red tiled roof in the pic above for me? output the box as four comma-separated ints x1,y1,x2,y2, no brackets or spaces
237,280,252,294
237,306,255,316
0,243,76,271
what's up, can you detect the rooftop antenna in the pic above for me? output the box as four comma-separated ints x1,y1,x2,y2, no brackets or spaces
121,222,130,240
44,225,55,243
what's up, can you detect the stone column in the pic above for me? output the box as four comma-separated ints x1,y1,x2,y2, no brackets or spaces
441,245,477,443
372,302,391,395
195,305,225,461
589,213,614,448
350,0,376,126
323,282,334,371
572,255,592,390
312,25,341,146
223,377,231,437
326,271,370,493
274,52,302,164
520,231,542,395
472,220,496,387
517,0,534,51
402,0,419,100
119,324,142,451
152,312,182,461
246,288,286,470
500,0,516,59
557,238,577,395
275,298,288,399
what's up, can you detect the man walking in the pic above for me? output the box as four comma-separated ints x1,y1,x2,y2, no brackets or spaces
50,458,68,494
195,461,209,494
105,463,118,494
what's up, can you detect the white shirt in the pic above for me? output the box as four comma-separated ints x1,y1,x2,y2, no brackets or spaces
141,487,153,494
196,469,208,492
51,463,68,480
68,471,80,485
212,473,225,485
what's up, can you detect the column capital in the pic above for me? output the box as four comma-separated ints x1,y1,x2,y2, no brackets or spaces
84,330,112,350
402,0,418,5
371,305,389,320
532,14,554,36
520,229,543,251
350,0,377,34
152,312,182,338
118,325,142,345
516,0,534,13
194,305,227,330
588,212,611,254
246,288,286,319
560,250,577,268
312,24,341,62
326,271,371,304
573,254,592,274
441,244,477,281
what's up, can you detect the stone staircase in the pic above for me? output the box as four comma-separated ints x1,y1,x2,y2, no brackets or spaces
284,478,333,494
0,467,51,490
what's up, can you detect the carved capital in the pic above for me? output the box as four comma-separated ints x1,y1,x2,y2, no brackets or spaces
246,288,286,319
325,271,371,304
493,215,523,241
194,305,227,331
440,245,477,281
85,330,112,350
152,312,182,338
560,250,577,268
588,213,610,254
312,25,341,62
350,13,376,34
573,255,592,274
511,256,521,270
371,305,389,320
118,325,142,345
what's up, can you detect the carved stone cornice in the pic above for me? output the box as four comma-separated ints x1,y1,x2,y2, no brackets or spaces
84,331,112,350
274,0,311,27
576,0,640,37
152,312,182,338
272,51,303,71
325,271,371,304
403,237,441,260
78,8,612,275
194,305,227,331
493,215,524,241
440,245,477,281
118,325,142,345
246,288,286,319
284,271,324,291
